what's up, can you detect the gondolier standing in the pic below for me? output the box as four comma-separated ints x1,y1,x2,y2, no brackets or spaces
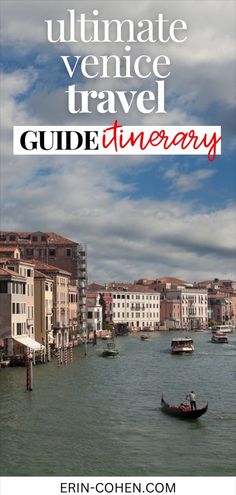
186,391,197,411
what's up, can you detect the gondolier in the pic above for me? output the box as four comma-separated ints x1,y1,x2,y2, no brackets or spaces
186,391,197,411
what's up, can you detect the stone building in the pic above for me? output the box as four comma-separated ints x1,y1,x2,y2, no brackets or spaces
34,270,53,346
105,283,160,329
166,288,208,329
31,260,71,348
0,231,87,336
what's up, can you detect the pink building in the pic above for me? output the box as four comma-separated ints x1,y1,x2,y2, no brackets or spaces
160,299,181,329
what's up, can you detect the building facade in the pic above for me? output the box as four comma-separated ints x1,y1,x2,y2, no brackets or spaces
0,257,35,340
69,284,78,338
105,283,160,329
32,260,71,348
166,288,208,329
208,294,232,324
0,267,28,355
87,292,103,333
34,270,53,346
160,298,181,329
0,231,87,336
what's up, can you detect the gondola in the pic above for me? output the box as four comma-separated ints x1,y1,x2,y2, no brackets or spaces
161,395,208,419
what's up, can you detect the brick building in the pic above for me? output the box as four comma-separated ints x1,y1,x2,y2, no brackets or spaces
0,231,87,336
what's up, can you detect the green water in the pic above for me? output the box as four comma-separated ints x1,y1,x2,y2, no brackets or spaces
0,332,235,476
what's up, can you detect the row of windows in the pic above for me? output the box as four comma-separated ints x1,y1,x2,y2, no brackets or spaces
7,234,48,243
113,312,159,319
182,296,208,303
9,266,34,278
12,303,34,317
19,268,33,278
11,282,26,295
113,302,158,309
183,307,208,316
129,322,158,327
87,311,101,319
25,247,73,257
12,303,26,314
182,317,207,323
57,294,78,303
113,294,158,300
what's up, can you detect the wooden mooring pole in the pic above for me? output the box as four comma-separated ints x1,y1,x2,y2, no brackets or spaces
26,349,33,391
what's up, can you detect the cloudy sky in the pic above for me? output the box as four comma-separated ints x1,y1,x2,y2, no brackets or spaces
0,0,235,283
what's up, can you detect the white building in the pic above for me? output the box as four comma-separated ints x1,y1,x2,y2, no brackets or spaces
166,288,208,329
87,293,103,332
0,267,28,355
3,258,35,339
108,284,160,329
0,264,43,357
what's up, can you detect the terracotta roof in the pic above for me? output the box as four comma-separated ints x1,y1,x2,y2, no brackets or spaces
34,269,53,280
0,257,10,263
0,231,78,245
106,282,159,293
0,246,19,252
0,267,26,280
156,277,188,284
88,282,106,290
0,258,35,267
136,279,155,285
29,259,71,276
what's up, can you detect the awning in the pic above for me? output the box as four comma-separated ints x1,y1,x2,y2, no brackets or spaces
13,335,45,351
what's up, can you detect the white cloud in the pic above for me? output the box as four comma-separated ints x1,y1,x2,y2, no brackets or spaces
164,167,215,192
0,0,235,284
1,154,235,282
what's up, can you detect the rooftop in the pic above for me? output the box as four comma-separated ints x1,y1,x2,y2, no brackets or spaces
30,259,71,276
0,231,78,246
0,267,26,280
156,277,189,285
106,282,160,294
34,269,53,280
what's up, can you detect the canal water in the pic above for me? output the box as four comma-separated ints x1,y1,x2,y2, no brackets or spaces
0,331,235,476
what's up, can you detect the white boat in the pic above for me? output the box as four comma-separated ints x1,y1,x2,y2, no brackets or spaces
211,332,229,344
171,337,194,354
212,325,233,334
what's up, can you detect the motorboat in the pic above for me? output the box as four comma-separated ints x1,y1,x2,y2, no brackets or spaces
171,337,194,354
101,341,119,357
211,332,228,344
